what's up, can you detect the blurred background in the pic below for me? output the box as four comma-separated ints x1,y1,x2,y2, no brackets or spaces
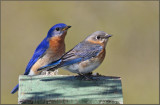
1,1,159,104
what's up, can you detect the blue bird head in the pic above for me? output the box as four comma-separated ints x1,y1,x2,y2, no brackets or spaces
47,23,71,38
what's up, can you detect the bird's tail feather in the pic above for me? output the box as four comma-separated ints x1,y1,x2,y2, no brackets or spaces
11,84,19,94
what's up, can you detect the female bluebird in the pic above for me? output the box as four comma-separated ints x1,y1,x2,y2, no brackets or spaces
11,23,71,94
38,31,112,74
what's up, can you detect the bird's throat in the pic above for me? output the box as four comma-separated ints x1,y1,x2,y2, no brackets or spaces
49,36,65,53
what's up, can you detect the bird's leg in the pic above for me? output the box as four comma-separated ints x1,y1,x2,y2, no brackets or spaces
75,73,85,80
77,73,93,80
85,72,96,80
78,73,83,76
85,72,93,76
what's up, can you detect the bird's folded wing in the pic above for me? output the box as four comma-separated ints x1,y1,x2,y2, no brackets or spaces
24,37,49,75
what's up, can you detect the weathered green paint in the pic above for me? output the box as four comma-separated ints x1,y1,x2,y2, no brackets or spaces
18,75,123,104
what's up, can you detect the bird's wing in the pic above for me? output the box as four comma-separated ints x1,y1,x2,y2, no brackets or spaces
38,42,103,71
24,37,49,75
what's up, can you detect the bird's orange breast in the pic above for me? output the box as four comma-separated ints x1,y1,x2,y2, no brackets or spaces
49,36,65,53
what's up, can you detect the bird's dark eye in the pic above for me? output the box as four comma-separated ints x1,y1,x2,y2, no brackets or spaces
56,27,60,31
96,36,100,39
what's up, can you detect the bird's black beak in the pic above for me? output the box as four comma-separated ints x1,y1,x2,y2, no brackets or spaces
68,26,71,28
105,34,112,38
63,25,71,30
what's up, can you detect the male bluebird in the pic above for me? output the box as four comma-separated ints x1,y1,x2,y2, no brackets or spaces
38,31,112,74
11,23,71,94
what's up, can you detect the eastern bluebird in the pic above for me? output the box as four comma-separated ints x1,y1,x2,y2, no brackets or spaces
11,23,71,94
38,31,112,75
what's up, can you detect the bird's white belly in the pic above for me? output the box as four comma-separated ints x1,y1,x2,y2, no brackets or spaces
64,58,101,74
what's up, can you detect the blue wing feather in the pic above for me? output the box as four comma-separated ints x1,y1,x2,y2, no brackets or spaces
24,37,49,75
